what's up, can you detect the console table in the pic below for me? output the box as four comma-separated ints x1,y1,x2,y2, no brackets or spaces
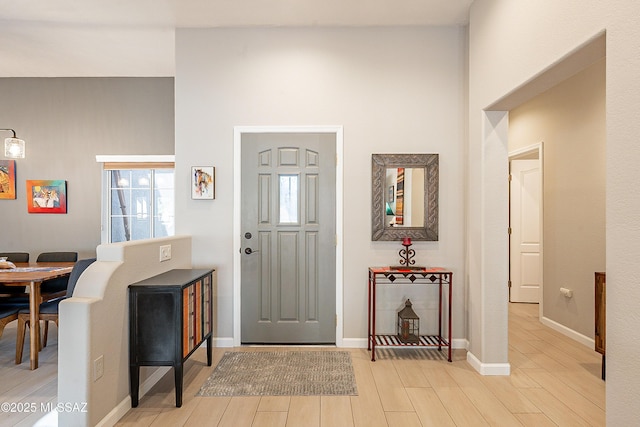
367,267,452,362
129,268,214,407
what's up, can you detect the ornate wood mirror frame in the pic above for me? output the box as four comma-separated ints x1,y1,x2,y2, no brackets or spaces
371,153,439,241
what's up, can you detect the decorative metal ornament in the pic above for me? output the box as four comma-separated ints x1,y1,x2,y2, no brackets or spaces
399,237,415,267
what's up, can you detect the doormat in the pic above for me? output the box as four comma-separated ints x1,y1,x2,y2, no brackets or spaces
197,351,358,397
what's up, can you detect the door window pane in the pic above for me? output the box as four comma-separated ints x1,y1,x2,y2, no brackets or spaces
279,174,299,224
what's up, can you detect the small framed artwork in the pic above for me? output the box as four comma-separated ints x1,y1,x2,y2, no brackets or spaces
0,160,16,200
192,166,215,200
26,180,67,213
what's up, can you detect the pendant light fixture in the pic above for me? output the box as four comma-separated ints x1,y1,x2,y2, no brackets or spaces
1,129,26,158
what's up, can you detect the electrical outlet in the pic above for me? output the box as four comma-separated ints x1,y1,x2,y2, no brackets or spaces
560,287,573,298
160,244,172,262
93,355,104,381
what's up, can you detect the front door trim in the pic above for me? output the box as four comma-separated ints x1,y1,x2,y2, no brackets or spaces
233,125,344,347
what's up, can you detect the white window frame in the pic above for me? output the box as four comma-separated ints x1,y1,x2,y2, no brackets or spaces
96,155,175,244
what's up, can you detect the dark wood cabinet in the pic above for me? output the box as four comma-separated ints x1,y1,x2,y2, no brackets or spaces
595,271,605,380
129,269,214,407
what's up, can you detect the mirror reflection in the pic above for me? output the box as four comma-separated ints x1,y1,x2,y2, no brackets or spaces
385,168,425,227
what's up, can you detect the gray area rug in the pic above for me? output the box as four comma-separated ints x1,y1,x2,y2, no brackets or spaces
197,351,358,397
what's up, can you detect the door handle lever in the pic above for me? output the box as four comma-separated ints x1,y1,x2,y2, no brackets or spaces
244,248,260,255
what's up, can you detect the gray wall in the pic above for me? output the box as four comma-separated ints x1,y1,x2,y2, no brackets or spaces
0,78,174,260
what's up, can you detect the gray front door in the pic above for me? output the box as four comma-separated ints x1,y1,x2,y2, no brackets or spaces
241,132,336,343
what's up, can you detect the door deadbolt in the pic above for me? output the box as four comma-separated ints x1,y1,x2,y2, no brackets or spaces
244,232,252,239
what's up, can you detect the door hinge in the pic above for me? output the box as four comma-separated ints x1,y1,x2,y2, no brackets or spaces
508,173,512,182
508,227,512,235
508,280,512,288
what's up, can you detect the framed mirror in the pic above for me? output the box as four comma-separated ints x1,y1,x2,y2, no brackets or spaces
371,153,438,241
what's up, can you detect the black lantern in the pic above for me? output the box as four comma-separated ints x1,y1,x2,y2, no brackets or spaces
397,299,420,343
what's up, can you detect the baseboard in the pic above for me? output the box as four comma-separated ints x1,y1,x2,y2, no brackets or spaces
540,316,595,348
213,337,235,348
96,396,131,427
466,351,511,376
96,366,170,427
451,338,469,350
341,338,368,348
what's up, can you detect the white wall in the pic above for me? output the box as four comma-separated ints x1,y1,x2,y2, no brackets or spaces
469,0,640,422
175,27,466,344
58,236,192,426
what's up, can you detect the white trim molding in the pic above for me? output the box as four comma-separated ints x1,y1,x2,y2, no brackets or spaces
96,367,170,427
466,351,511,376
213,337,235,348
541,316,595,348
95,154,175,163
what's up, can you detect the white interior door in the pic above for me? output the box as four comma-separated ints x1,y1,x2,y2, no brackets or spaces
240,132,336,343
510,159,541,303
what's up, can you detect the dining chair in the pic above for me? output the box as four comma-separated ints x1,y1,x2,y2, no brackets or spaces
0,252,30,297
15,258,95,364
37,251,78,301
0,306,21,339
36,252,78,263
0,252,29,262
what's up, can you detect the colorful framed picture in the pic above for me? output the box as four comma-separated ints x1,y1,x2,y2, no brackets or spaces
0,160,16,200
26,180,67,213
191,166,215,200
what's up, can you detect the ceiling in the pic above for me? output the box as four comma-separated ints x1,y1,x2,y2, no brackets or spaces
0,0,473,77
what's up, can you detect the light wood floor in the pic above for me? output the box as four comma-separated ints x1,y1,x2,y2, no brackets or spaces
0,303,605,426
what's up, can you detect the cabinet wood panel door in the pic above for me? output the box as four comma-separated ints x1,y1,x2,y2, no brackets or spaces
129,269,214,407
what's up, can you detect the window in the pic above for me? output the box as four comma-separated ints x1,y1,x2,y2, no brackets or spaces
278,174,299,224
98,156,175,243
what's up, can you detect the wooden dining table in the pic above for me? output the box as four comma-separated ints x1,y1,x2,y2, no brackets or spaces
0,262,74,370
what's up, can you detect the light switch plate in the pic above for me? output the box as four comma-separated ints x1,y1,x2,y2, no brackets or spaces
160,244,172,262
